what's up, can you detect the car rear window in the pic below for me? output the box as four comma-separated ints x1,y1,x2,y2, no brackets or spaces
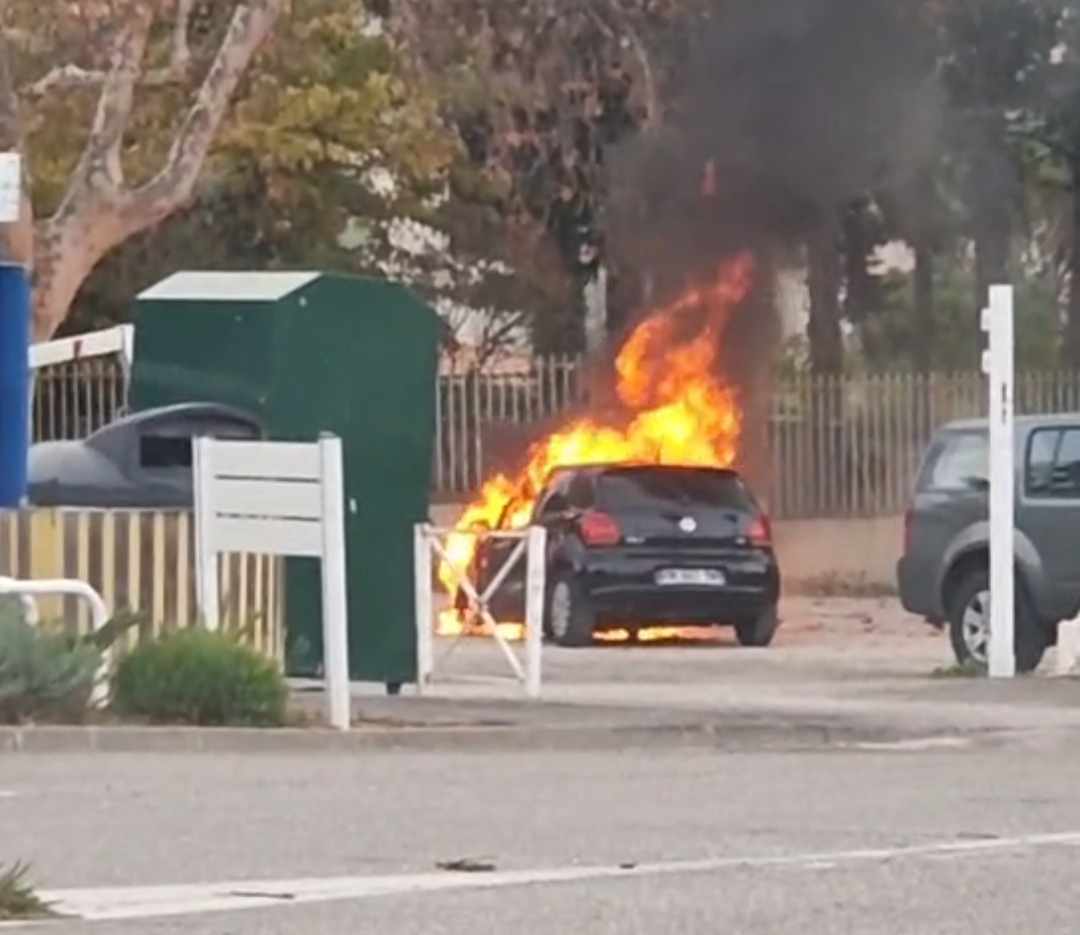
921,431,988,491
595,468,752,511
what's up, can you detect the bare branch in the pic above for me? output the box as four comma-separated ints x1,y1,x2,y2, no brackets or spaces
66,7,155,197
21,0,195,98
121,0,285,232
173,0,195,72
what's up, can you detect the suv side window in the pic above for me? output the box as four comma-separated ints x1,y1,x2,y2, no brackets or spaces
926,432,988,491
1029,427,1080,499
1026,429,1061,495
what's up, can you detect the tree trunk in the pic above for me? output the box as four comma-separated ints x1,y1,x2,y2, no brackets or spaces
913,240,935,373
807,226,844,374
1066,158,1080,369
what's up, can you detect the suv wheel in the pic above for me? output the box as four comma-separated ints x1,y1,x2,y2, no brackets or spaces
735,603,779,647
546,573,595,647
947,569,1047,674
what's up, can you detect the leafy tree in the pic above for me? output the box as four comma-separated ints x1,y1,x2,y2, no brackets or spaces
935,0,1062,336
72,1,586,366
1,0,286,340
1015,2,1080,366
857,253,1061,372
380,0,709,352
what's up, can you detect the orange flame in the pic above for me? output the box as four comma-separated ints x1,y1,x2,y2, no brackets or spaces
438,252,755,635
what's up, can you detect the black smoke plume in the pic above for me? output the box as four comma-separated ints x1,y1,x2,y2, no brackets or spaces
606,0,942,481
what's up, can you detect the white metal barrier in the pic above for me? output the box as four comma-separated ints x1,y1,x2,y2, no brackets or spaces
1056,619,1080,676
194,434,351,730
0,575,110,706
29,324,134,372
414,524,546,698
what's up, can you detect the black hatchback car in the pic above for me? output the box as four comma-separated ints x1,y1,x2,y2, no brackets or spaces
462,463,781,647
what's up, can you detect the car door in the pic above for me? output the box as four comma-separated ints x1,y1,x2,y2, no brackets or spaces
478,476,572,620
1020,424,1080,618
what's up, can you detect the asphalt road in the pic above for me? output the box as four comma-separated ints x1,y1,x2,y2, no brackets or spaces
6,731,1080,933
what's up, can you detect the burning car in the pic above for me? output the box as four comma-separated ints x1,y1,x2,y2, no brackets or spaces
437,251,777,645
457,462,780,647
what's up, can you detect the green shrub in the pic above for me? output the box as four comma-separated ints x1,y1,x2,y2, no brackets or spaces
0,610,101,724
112,629,287,726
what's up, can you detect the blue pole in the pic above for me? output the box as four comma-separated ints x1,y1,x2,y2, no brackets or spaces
0,263,29,507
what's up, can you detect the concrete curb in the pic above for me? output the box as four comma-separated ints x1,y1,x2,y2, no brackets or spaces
0,717,991,755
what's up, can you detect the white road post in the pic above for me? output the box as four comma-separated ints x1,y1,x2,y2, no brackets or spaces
192,438,221,631
982,285,1016,678
318,434,352,731
413,523,434,694
524,525,547,699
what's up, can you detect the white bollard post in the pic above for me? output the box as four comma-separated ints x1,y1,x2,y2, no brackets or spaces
319,435,351,731
983,286,1016,678
414,523,434,694
524,525,547,699
192,438,221,631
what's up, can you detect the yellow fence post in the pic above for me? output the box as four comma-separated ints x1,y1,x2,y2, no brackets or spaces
28,509,64,620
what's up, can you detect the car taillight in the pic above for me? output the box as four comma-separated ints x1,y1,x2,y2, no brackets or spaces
579,510,621,546
748,514,772,547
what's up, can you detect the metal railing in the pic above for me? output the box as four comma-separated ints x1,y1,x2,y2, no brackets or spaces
0,508,284,662
432,366,1080,517
30,338,1080,520
30,326,132,442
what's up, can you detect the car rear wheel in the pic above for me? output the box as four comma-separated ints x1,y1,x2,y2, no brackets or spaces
734,603,779,648
546,573,595,647
947,569,1046,674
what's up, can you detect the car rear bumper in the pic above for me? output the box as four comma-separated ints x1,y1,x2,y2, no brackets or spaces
481,546,780,623
897,555,941,619
582,550,780,623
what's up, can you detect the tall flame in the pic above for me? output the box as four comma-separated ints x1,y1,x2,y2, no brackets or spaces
438,252,755,623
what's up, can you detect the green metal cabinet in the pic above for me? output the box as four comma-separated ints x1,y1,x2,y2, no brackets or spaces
130,272,438,684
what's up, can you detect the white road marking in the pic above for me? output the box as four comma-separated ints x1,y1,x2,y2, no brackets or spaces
39,830,1080,922
0,790,17,799
854,736,972,752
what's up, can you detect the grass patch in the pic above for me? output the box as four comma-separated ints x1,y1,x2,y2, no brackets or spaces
931,659,984,679
0,863,56,921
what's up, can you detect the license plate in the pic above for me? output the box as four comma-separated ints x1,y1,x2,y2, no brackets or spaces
655,568,726,587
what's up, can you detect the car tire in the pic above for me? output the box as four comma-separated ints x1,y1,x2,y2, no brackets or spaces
546,572,595,647
735,603,779,648
947,568,1046,674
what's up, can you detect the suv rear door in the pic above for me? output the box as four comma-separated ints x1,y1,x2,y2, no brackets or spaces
1020,424,1080,618
905,429,989,610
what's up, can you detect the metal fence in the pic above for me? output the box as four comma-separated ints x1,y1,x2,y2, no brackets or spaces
435,357,586,491
431,366,1080,517
767,371,1080,517
32,351,1080,519
32,357,128,442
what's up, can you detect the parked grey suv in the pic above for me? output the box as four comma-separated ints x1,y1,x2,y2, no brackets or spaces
898,414,1080,672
